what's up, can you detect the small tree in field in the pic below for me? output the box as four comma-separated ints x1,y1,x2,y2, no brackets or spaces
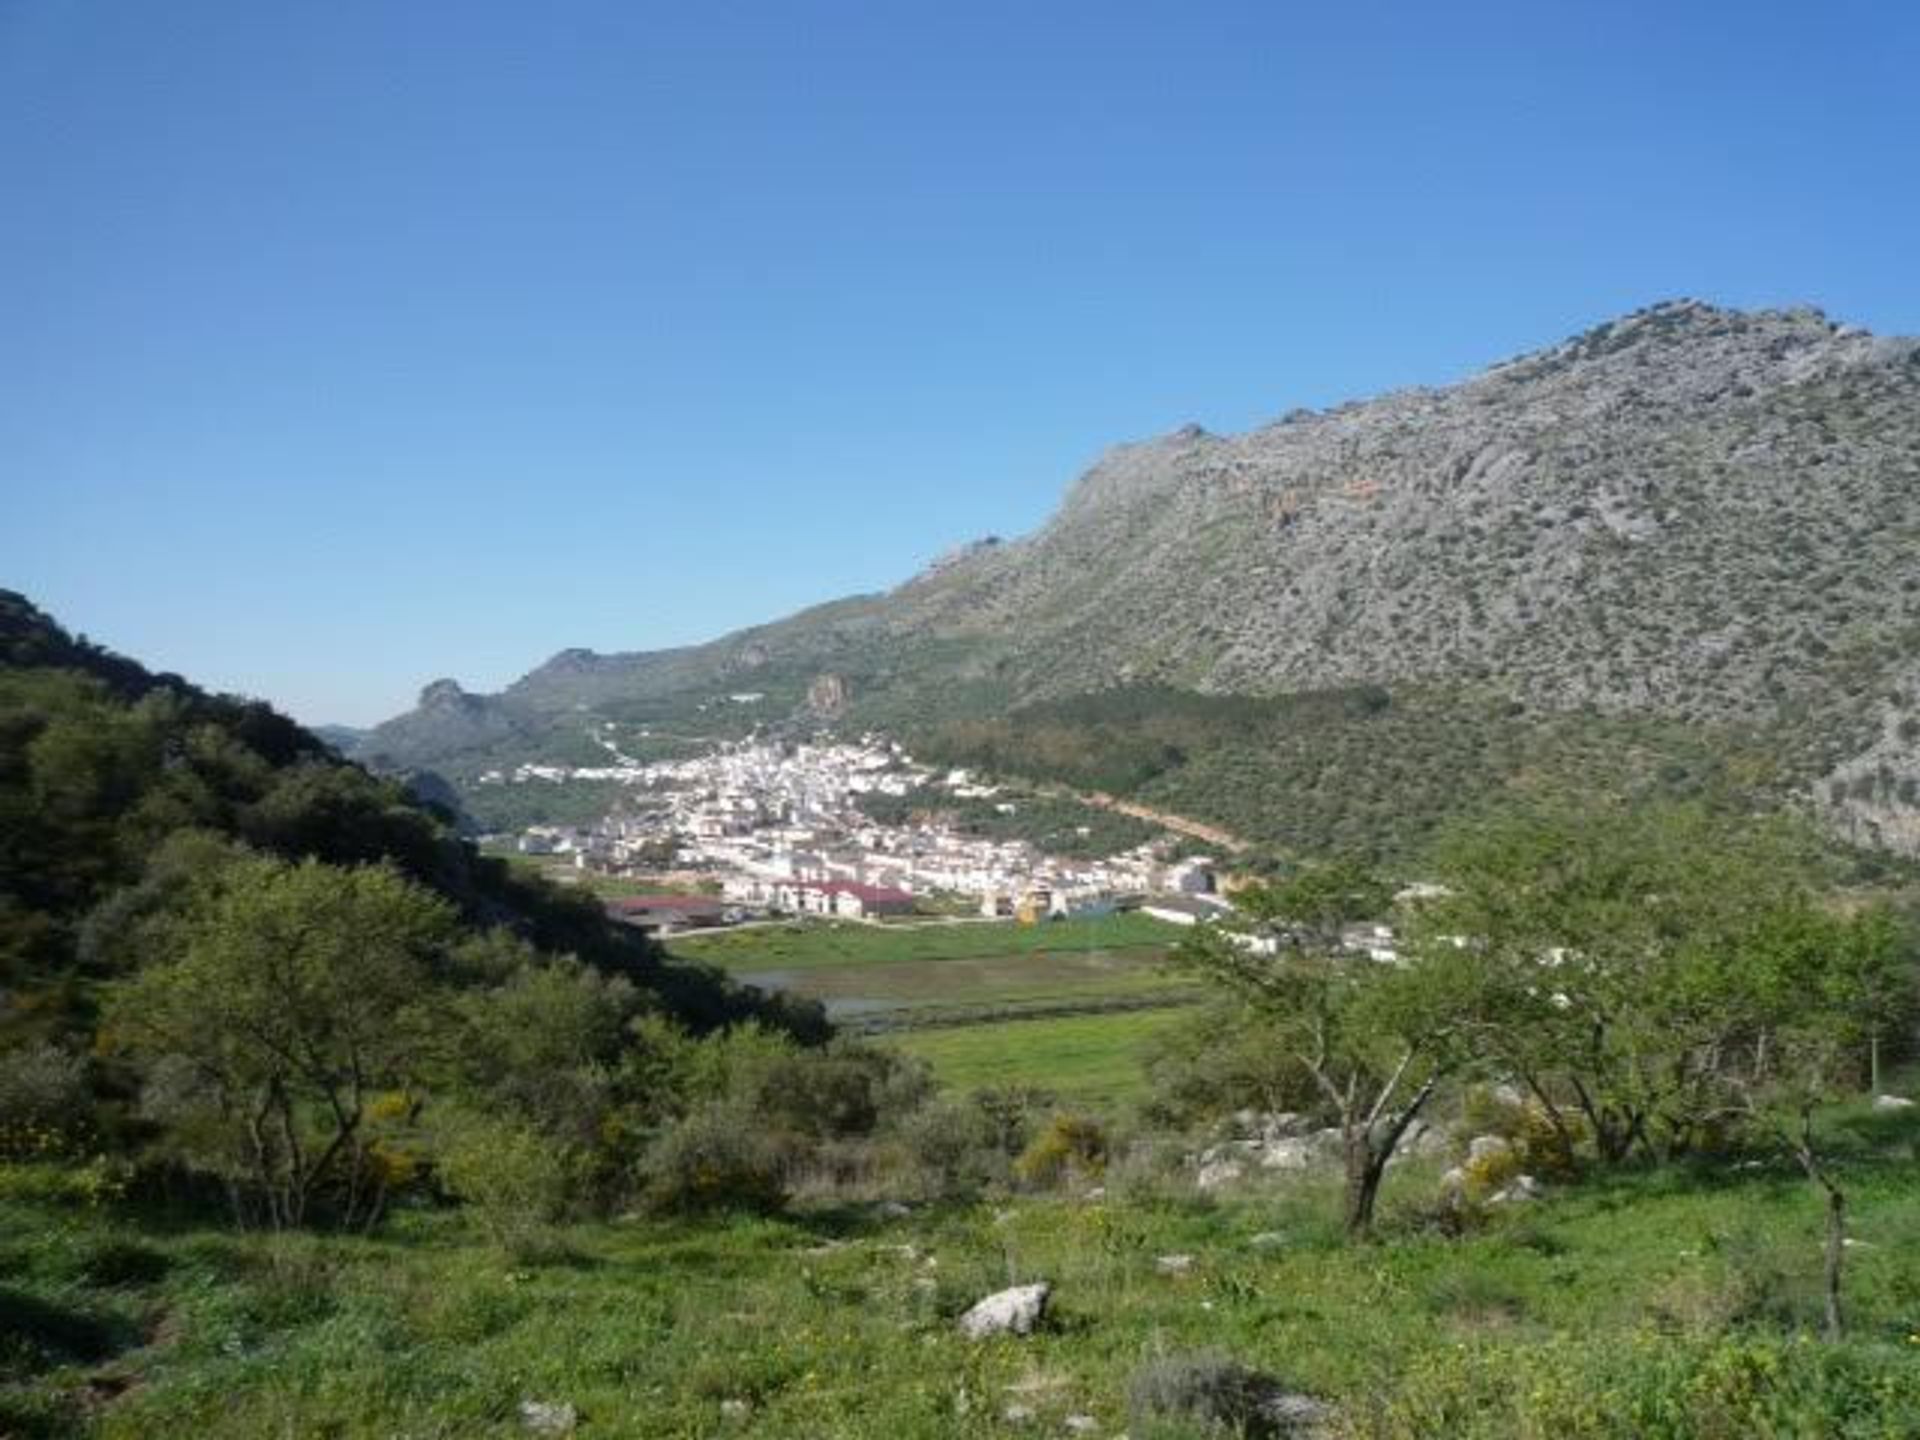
1177,860,1467,1238
1720,903,1913,1340
108,856,454,1229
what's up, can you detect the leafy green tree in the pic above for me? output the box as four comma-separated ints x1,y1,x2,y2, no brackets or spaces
106,857,455,1228
1717,903,1914,1339
1411,803,1825,1164
1176,860,1463,1237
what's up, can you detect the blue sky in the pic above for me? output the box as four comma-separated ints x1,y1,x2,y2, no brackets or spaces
4,1,1917,725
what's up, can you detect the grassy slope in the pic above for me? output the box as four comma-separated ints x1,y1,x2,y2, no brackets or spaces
8,1105,1920,1438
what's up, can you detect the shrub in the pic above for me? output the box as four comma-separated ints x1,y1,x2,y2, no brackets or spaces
0,1045,90,1155
1128,1349,1297,1438
897,1096,1009,1200
1360,1333,1920,1439
639,1102,787,1215
435,1109,581,1258
1014,1113,1108,1188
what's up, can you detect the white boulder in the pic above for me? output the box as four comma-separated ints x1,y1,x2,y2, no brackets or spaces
519,1400,578,1436
958,1282,1052,1339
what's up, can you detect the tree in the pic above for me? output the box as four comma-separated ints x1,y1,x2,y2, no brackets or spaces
107,856,455,1228
1420,800,1917,1337
1411,803,1825,1166
1176,860,1461,1238
1717,903,1913,1340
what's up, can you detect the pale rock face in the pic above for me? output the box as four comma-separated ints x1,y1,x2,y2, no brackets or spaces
1487,1174,1544,1206
518,1400,577,1436
1195,1157,1246,1191
958,1282,1052,1339
1468,1133,1514,1164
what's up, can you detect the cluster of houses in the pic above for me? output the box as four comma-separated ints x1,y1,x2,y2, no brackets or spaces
497,734,1227,932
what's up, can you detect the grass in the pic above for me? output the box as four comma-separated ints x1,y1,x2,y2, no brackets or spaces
6,1109,1920,1438
673,915,1200,1104
739,949,1192,1016
669,913,1187,973
883,1008,1194,1105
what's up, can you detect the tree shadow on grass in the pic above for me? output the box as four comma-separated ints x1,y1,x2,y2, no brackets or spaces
0,1285,140,1373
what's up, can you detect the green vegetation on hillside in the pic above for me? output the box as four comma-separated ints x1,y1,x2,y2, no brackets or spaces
10,589,1920,1437
854,785,1164,859
908,683,1785,862
6,1104,1920,1437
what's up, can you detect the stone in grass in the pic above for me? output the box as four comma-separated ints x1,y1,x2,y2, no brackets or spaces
519,1399,578,1436
958,1282,1052,1339
1128,1349,1327,1438
719,1398,752,1423
1063,1414,1100,1434
1874,1094,1915,1111
1155,1253,1196,1275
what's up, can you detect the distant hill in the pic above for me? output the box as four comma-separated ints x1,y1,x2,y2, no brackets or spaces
358,301,1920,859
311,723,369,751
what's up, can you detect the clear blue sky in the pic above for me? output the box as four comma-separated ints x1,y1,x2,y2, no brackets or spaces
4,1,1916,725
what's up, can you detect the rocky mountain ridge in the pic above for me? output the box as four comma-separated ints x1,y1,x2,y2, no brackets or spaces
357,300,1920,854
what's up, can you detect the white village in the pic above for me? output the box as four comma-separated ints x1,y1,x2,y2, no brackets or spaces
479,731,1234,936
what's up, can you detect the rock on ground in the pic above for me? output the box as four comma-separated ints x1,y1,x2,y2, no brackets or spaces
519,1400,577,1436
959,1282,1052,1339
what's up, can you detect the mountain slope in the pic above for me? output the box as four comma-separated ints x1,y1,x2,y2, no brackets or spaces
0,590,821,1040
360,300,1920,855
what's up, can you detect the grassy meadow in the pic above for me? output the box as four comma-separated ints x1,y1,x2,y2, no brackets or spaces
670,915,1199,1100
7,1099,1920,1438
884,1008,1194,1105
672,914,1188,972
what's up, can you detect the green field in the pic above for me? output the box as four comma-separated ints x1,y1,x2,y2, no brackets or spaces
671,913,1186,972
883,1007,1192,1103
669,914,1198,1065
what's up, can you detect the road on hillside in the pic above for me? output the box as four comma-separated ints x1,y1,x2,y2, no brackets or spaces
1070,788,1247,852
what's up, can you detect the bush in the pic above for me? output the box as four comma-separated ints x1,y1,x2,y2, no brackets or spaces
1014,1113,1108,1188
1359,1333,1920,1439
1128,1349,1299,1438
897,1096,1009,1200
435,1110,581,1258
748,1044,929,1144
639,1102,787,1214
0,1045,89,1155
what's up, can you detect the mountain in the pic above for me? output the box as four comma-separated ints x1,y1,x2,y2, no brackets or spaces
359,300,1920,857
